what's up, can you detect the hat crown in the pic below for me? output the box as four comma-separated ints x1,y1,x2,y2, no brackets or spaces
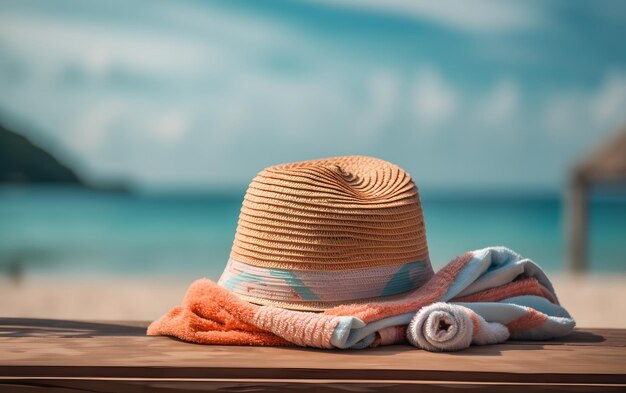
220,156,432,310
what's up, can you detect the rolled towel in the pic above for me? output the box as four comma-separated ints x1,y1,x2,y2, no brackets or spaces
407,303,509,352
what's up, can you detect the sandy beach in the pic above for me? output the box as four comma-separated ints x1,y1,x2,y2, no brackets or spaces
1,274,625,328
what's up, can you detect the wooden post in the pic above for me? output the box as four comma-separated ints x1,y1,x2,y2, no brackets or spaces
566,174,588,273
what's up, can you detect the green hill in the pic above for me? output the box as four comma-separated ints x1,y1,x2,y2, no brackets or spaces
0,123,85,185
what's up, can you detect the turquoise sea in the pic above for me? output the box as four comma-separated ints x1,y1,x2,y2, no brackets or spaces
0,187,624,279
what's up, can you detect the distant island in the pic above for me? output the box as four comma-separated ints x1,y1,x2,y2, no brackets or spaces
0,123,128,191
0,123,84,185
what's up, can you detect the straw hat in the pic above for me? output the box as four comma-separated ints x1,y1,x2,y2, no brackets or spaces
218,156,433,311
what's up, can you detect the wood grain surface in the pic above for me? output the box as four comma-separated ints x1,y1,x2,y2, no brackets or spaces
0,318,624,392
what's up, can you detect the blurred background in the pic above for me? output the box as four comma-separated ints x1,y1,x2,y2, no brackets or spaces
0,0,625,324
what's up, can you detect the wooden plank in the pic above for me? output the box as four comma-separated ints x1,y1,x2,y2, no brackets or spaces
1,318,625,392
507,328,626,347
2,378,626,393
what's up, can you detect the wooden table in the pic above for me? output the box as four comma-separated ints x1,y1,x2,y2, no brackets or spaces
0,318,624,392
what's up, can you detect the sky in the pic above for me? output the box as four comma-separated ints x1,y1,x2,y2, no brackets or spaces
0,0,625,192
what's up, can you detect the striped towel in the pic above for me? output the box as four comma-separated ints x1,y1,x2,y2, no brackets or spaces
148,246,575,351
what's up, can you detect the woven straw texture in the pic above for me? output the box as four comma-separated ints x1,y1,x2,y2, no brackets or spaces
230,156,429,271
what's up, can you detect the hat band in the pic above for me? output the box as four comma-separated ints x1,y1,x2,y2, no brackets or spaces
218,258,434,309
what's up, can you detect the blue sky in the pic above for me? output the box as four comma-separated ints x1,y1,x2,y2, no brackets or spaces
1,0,625,191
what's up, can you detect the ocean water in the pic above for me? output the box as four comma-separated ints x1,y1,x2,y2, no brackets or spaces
0,187,624,279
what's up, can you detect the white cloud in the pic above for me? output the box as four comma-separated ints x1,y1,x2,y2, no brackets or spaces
544,71,626,138
412,67,458,128
544,93,587,136
346,69,400,139
0,0,309,90
152,112,188,143
478,79,520,125
69,104,121,153
305,0,543,33
590,72,626,127
0,14,221,79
